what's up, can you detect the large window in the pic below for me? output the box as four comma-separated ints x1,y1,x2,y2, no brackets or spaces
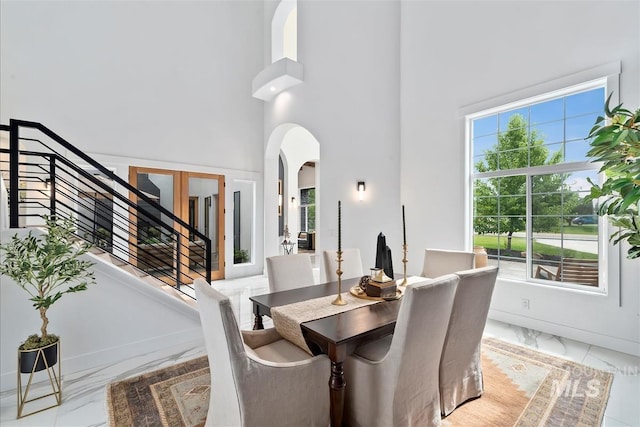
469,83,606,289
299,187,315,232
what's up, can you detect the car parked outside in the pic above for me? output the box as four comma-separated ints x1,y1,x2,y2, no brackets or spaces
571,215,598,225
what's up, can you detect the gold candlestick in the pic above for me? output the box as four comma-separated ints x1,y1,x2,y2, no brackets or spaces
401,244,408,286
332,250,347,305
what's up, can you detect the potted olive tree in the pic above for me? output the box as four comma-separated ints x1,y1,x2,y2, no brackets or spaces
0,215,96,377
586,96,640,259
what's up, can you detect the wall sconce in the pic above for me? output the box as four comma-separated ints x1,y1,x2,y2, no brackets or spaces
357,181,366,201
291,196,297,208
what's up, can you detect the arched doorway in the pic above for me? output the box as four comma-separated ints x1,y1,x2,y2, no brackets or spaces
265,124,319,259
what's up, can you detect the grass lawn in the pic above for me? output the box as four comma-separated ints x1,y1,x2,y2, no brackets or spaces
555,225,598,235
473,235,598,260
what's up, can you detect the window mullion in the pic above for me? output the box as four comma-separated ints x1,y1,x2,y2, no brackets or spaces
526,175,532,281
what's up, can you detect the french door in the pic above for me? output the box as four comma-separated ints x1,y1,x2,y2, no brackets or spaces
129,167,225,282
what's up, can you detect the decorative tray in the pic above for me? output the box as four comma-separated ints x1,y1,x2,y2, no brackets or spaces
349,285,404,301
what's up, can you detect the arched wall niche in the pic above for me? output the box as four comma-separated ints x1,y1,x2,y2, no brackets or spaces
265,123,319,259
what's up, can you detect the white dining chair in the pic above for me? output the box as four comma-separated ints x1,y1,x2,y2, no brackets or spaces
421,248,476,278
439,266,499,416
343,274,459,427
266,253,315,292
194,279,330,427
323,248,364,282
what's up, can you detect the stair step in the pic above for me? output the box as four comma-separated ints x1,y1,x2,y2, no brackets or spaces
108,255,128,267
88,246,105,255
181,295,197,307
93,252,113,261
143,275,168,287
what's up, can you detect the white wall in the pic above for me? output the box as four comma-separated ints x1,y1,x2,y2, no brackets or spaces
401,0,640,355
264,0,402,273
0,229,204,393
0,0,266,279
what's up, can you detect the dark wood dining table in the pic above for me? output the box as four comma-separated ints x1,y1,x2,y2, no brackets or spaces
250,278,403,427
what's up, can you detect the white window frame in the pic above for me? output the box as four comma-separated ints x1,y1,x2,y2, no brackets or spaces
463,62,621,294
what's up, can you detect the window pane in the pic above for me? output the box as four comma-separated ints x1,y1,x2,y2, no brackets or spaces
566,113,600,142
565,140,591,163
565,87,605,117
538,142,564,164
530,98,564,124
300,188,315,205
530,120,564,144
499,108,529,132
473,116,497,138
474,152,498,173
472,133,498,156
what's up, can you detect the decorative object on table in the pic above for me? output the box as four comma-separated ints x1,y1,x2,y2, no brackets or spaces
358,275,371,291
0,215,96,418
401,205,408,285
281,224,295,254
585,96,640,259
350,283,403,301
473,246,488,268
369,267,392,283
374,232,394,279
366,267,396,298
332,200,347,305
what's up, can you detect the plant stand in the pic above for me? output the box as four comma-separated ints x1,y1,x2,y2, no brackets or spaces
17,340,61,419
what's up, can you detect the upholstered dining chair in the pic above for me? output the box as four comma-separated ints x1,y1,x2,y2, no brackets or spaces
266,253,315,292
343,274,460,427
439,266,499,416
421,248,476,278
323,248,364,282
194,279,330,427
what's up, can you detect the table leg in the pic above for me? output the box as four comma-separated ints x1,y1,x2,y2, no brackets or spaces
329,361,346,427
253,314,264,330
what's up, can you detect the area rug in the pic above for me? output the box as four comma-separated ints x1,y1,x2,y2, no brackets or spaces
106,337,613,427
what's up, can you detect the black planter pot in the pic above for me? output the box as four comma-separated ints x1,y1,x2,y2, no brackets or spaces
19,340,59,374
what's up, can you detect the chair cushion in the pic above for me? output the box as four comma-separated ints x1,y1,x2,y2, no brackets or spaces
353,335,393,362
248,338,312,363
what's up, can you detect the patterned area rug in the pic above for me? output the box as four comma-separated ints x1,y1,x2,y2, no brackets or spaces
106,337,613,427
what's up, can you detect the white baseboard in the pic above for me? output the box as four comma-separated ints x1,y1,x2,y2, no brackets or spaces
489,309,640,357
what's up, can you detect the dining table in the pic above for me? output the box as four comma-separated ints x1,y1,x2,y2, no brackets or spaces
250,277,414,427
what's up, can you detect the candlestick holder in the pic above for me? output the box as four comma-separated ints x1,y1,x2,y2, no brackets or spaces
400,244,408,286
332,250,347,305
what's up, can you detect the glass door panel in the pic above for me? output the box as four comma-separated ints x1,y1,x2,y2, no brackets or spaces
130,167,225,283
186,174,224,280
130,169,179,279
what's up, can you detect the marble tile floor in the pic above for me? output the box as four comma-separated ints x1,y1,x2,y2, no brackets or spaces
1,273,638,427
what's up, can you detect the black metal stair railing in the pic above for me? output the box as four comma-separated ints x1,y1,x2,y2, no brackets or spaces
0,119,211,298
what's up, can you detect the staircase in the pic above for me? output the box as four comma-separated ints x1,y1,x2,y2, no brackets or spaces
0,119,211,303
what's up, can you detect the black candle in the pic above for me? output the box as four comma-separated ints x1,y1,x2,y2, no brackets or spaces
338,200,342,252
402,205,406,246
